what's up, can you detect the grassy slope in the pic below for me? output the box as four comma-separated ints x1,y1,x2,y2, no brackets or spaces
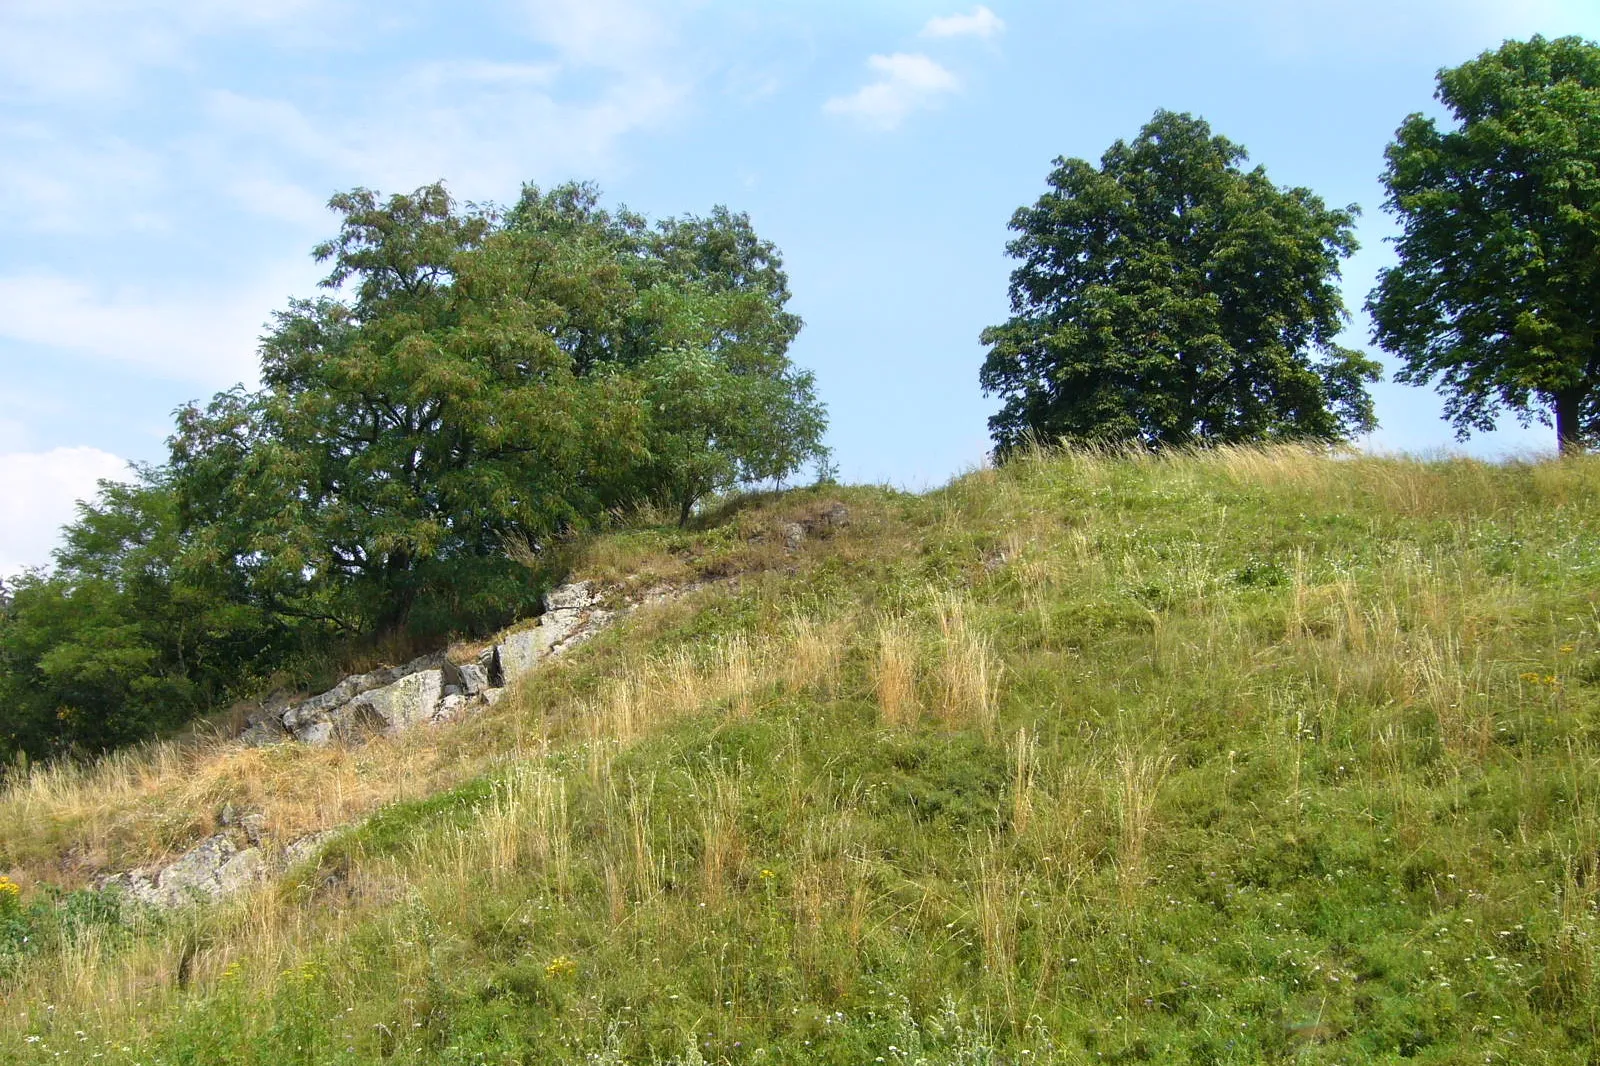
4,447,1600,1064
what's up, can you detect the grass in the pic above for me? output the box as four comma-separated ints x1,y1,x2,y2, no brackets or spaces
3,446,1600,1062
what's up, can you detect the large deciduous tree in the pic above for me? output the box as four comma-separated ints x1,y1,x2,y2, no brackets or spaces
1367,35,1600,455
171,182,826,638
979,110,1377,454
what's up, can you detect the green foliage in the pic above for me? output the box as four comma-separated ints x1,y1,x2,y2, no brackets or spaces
171,181,824,638
0,180,826,761
0,473,277,758
980,110,1378,453
1369,35,1600,454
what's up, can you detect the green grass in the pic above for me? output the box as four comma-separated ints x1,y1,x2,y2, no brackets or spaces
4,446,1600,1063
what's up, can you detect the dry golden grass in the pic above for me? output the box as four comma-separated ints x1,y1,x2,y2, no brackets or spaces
0,577,858,892
935,594,998,738
1115,746,1172,905
873,617,920,727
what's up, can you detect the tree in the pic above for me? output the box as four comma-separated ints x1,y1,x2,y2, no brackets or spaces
1367,35,1600,455
0,473,275,760
979,110,1378,453
172,182,826,636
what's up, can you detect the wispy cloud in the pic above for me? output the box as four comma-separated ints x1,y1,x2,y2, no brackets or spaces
0,0,331,103
0,446,130,576
0,269,315,388
824,53,960,131
921,6,1006,40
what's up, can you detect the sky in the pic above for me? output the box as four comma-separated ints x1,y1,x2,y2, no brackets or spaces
2,0,1599,576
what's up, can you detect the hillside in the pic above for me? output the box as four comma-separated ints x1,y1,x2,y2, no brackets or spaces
3,446,1600,1064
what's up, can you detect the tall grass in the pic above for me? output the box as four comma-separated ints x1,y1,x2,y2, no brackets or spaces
6,449,1600,1063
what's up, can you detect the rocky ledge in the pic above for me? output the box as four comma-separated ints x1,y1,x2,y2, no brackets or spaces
240,579,616,748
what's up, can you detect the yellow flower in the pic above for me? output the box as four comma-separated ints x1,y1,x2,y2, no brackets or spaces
1560,644,1577,654
0,875,20,901
759,868,776,881
545,955,578,979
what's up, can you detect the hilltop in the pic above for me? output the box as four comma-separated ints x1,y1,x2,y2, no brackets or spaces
3,447,1600,1064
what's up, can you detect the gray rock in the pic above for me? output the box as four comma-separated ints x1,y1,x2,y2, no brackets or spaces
544,580,598,612
239,813,267,847
457,663,490,695
214,847,266,896
538,607,587,649
482,687,507,707
282,830,338,868
549,608,611,657
292,719,334,746
816,503,850,530
493,628,543,683
239,721,287,747
433,692,470,723
782,521,806,551
340,668,444,738
108,833,265,908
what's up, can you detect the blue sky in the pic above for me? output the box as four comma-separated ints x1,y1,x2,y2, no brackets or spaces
2,0,1598,574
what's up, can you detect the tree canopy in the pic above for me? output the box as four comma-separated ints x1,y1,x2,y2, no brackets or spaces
979,110,1378,454
0,182,826,762
1367,35,1600,454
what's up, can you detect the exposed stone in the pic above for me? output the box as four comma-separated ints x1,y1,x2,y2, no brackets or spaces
239,813,267,848
282,831,339,868
339,669,444,739
492,627,543,684
239,720,287,747
482,687,507,707
457,663,490,695
815,503,850,530
294,720,334,746
106,833,265,908
544,580,599,611
433,692,470,723
782,521,806,551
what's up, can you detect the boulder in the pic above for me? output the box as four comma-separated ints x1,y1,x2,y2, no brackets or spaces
457,663,490,696
282,830,339,868
433,692,471,723
782,521,806,551
239,812,267,847
293,719,334,746
493,628,544,684
339,668,444,738
239,718,287,747
108,833,265,908
544,580,599,611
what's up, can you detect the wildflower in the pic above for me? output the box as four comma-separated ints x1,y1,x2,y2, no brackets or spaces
545,955,578,979
0,876,20,900
759,868,776,882
1561,644,1577,654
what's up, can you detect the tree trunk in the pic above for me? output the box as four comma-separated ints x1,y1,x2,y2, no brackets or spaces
1555,388,1585,456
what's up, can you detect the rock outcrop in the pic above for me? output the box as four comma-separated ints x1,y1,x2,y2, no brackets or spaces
101,833,266,908
243,579,645,749
109,570,751,909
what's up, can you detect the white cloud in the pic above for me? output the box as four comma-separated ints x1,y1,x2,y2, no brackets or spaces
0,447,130,576
515,0,674,71
921,6,1006,40
0,0,331,103
0,269,314,388
203,63,687,203
824,53,961,130
0,123,168,233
